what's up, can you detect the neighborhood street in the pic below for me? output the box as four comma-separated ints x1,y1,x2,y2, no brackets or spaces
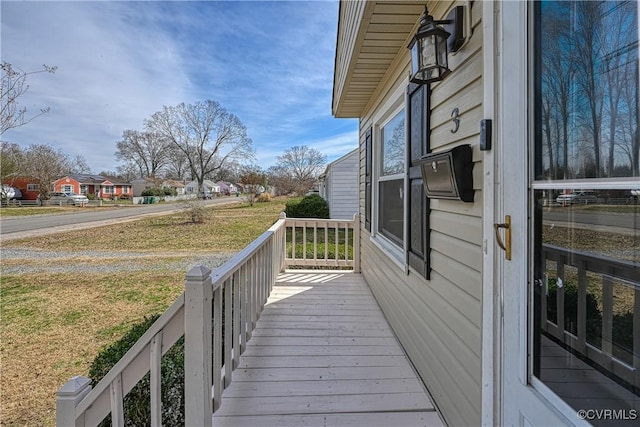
0,197,241,241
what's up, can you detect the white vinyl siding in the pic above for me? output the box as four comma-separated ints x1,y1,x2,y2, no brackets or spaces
324,149,359,219
355,3,484,426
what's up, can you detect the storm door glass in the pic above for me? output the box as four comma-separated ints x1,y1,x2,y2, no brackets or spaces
532,1,640,424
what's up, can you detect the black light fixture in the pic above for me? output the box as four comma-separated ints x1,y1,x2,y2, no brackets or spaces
407,6,465,85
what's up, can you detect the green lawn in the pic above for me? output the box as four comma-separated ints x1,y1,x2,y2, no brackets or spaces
0,198,287,426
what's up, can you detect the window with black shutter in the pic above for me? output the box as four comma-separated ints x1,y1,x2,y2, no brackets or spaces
406,82,431,279
364,127,372,232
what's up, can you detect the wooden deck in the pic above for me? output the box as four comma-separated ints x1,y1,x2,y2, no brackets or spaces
213,271,444,427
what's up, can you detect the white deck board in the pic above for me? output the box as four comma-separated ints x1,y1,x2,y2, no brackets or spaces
214,272,444,426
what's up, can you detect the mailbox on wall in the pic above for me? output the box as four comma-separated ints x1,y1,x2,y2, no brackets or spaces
420,145,474,202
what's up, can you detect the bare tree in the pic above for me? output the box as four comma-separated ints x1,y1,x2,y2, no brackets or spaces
239,167,266,206
1,62,57,135
145,100,254,193
273,145,326,195
115,130,172,178
20,144,86,199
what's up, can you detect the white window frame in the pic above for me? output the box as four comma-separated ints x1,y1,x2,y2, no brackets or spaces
62,184,73,193
370,83,408,269
27,184,39,191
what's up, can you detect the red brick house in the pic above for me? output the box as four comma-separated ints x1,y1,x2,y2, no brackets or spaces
0,175,41,200
52,174,132,199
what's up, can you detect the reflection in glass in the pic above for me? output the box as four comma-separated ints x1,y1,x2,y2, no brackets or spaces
537,1,639,180
533,191,639,424
381,111,405,176
378,179,403,245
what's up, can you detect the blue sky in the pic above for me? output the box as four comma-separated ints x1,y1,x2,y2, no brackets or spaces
1,0,358,173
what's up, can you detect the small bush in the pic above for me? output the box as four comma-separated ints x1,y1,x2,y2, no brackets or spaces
256,193,272,203
89,315,184,426
284,194,329,218
179,199,208,223
118,194,131,200
86,193,97,200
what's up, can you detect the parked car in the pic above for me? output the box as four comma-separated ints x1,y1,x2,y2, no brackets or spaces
556,191,598,205
48,192,89,205
1,185,22,200
199,191,213,199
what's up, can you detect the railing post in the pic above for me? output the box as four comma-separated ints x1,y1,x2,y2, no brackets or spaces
56,375,92,427
184,265,213,427
353,213,361,273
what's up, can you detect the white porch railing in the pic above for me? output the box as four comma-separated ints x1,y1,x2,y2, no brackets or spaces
55,212,359,426
284,214,360,272
541,244,640,388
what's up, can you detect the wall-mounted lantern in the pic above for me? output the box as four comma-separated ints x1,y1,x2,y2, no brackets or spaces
407,6,465,85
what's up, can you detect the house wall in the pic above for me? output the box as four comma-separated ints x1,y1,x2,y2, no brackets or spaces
1,177,40,200
326,149,359,219
53,177,81,194
357,3,484,426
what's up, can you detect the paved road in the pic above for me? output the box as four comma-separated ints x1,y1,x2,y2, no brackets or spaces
544,209,638,234
0,197,241,241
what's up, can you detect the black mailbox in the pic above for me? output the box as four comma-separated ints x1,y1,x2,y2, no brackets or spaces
420,145,474,202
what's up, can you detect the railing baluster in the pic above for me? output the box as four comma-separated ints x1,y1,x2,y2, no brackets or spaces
634,287,640,388
302,223,306,261
557,261,565,341
232,270,241,368
334,221,339,264
224,278,232,388
576,263,587,354
602,274,614,365
353,214,361,272
213,281,222,411
110,374,124,427
313,222,318,263
324,225,329,262
150,331,163,427
345,224,349,263
291,223,296,263
240,265,248,354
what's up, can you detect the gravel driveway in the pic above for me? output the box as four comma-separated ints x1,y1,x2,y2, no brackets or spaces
0,248,235,275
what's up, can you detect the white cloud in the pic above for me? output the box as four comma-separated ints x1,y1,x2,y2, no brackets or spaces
1,0,357,174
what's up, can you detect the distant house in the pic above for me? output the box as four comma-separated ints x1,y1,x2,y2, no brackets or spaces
185,180,220,196
217,181,238,195
0,175,41,200
52,174,131,199
318,149,358,219
132,177,186,197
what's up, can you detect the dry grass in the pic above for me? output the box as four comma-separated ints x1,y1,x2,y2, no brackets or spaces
0,199,287,426
0,206,80,217
2,200,287,252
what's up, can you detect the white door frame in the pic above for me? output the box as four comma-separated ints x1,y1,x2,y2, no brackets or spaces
482,1,589,425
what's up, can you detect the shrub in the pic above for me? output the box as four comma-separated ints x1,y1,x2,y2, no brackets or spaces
86,193,97,200
89,315,184,426
179,199,208,223
284,194,329,218
256,193,272,203
118,194,131,200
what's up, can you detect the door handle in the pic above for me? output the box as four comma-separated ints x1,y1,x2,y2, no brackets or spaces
494,215,511,260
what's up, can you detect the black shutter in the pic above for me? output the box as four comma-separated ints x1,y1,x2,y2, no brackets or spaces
364,127,372,232
406,83,431,279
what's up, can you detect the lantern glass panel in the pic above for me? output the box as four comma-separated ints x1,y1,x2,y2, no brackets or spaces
420,35,437,70
410,43,419,76
437,34,448,70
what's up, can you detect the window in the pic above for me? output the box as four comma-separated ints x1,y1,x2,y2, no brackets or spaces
363,82,431,279
27,184,39,191
103,186,113,194
62,185,73,193
532,1,639,421
122,186,130,194
80,185,87,194
377,110,405,246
